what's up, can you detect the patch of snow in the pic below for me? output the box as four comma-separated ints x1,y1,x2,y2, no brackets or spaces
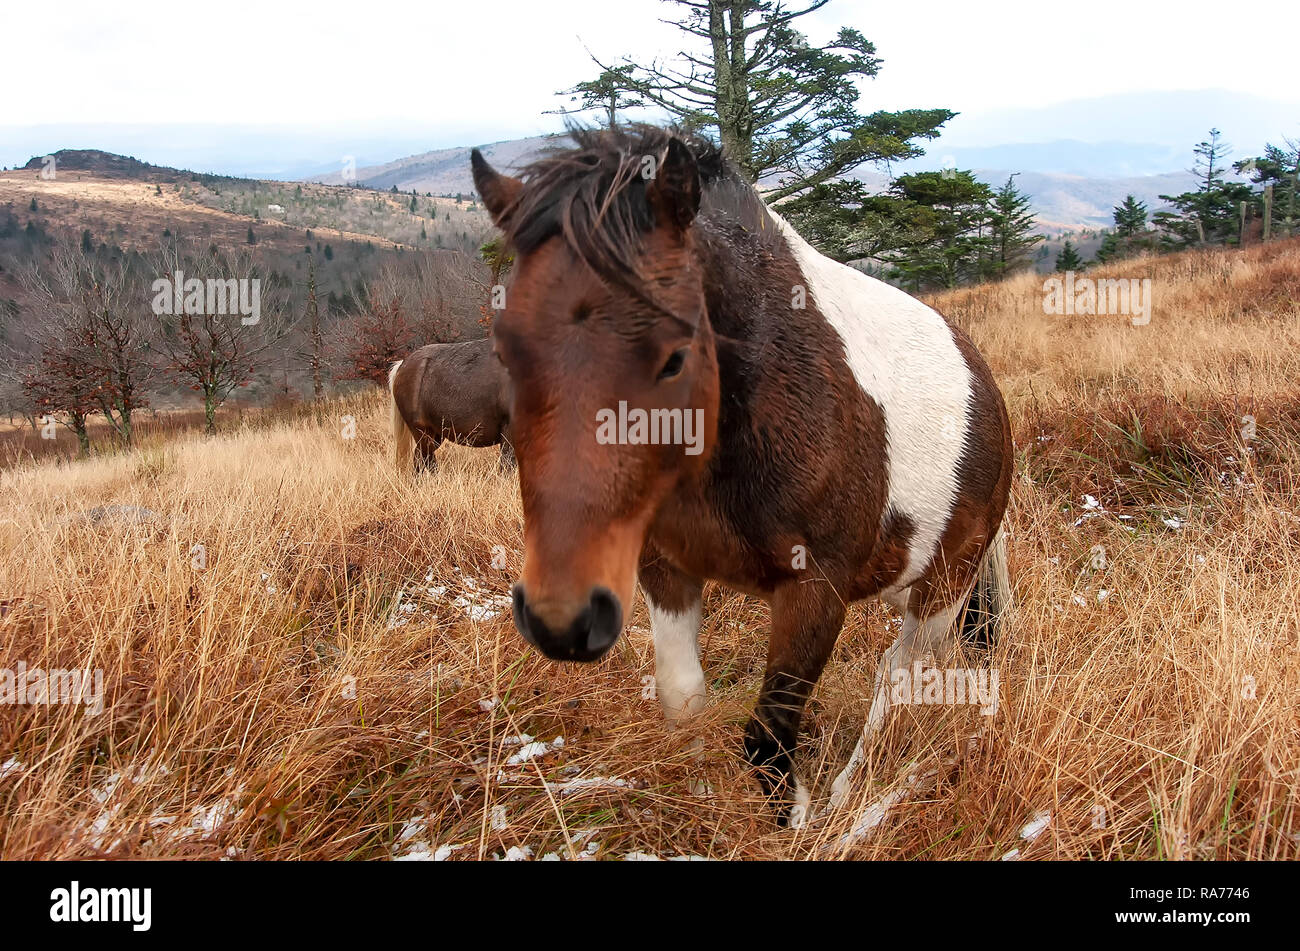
545,776,631,796
505,736,564,766
1021,810,1052,842
1072,495,1112,528
393,845,434,861
185,796,239,836
623,851,708,861
82,770,133,850
392,816,468,861
75,755,240,852
388,568,512,628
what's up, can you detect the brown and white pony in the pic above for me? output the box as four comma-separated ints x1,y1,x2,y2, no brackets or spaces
388,338,516,474
471,126,1012,824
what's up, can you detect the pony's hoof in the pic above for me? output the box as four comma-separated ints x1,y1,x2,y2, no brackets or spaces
785,780,813,829
821,776,852,817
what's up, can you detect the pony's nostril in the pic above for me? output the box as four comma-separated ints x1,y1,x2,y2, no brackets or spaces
511,583,534,644
585,587,623,655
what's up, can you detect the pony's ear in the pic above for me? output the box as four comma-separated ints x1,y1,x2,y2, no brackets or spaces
650,137,700,232
471,149,523,227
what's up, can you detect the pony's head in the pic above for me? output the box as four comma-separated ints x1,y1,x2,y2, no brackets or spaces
472,127,720,662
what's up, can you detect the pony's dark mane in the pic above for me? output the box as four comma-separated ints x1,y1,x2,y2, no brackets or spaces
501,125,733,292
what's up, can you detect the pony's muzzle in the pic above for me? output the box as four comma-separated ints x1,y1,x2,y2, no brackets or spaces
511,583,622,662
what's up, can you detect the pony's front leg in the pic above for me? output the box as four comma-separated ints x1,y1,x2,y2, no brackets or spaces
744,581,845,827
638,551,706,725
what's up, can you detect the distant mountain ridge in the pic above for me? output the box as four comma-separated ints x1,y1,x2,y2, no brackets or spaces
310,135,558,194
293,86,1298,230
8,87,1293,187
22,149,162,178
312,134,1201,232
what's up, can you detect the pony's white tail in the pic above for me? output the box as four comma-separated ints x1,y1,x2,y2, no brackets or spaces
960,525,1011,648
389,361,415,472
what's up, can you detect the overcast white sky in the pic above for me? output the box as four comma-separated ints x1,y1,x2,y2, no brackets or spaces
3,0,1297,173
8,0,1298,128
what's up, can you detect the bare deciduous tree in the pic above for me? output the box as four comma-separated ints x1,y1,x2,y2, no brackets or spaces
21,244,157,447
150,242,291,435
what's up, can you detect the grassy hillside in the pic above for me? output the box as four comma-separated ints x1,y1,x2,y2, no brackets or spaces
175,177,491,254
0,239,1296,859
0,156,495,414
6,150,494,252
0,154,494,321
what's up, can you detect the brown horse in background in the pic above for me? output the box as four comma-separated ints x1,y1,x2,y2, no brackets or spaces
388,338,515,473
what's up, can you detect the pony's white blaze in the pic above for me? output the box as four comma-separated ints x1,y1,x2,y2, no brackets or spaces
770,212,972,587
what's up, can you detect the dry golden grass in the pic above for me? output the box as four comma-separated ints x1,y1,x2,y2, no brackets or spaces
1,240,1298,860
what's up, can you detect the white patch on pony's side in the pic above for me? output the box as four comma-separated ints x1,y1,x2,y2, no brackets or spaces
770,212,972,586
642,589,707,723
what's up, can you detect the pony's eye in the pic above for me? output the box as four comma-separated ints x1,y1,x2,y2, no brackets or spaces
657,348,688,381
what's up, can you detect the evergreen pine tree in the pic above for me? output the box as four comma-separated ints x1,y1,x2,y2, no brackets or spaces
1096,195,1157,263
1236,139,1300,237
1113,195,1148,237
1155,130,1255,245
987,174,1042,278
1055,240,1083,272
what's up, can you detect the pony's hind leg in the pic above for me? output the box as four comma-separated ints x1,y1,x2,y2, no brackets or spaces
497,438,517,473
638,550,706,725
745,580,846,827
414,434,440,474
825,588,965,814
